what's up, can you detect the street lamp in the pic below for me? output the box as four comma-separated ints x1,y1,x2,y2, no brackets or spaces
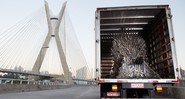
40,46,49,73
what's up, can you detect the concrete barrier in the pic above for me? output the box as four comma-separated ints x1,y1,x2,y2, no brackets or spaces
0,84,70,93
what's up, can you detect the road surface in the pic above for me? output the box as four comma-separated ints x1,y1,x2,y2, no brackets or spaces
0,85,100,99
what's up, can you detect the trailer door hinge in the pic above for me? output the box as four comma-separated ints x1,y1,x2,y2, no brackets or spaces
172,37,175,41
96,39,99,43
168,14,172,19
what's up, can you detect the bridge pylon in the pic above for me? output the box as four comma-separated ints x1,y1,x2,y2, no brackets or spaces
30,1,72,84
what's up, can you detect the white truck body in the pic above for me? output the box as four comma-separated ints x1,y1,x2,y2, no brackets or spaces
95,5,180,98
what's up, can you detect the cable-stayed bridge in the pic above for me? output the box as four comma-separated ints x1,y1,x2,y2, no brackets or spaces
0,1,185,99
0,0,93,84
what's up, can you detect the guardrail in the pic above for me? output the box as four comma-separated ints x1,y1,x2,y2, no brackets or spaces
0,78,97,85
0,78,65,85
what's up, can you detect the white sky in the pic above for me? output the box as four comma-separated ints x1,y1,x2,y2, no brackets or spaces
0,0,185,76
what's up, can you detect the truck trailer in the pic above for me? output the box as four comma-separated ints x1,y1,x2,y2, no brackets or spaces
95,5,180,98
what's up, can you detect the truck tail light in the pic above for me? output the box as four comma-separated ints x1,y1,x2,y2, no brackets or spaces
156,85,163,92
97,8,107,11
172,77,180,83
160,5,169,8
117,80,122,83
112,85,118,91
153,80,158,83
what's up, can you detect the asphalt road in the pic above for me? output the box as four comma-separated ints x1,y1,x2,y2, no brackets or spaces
0,85,100,99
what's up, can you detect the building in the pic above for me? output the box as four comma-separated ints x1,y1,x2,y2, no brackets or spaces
76,66,87,79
